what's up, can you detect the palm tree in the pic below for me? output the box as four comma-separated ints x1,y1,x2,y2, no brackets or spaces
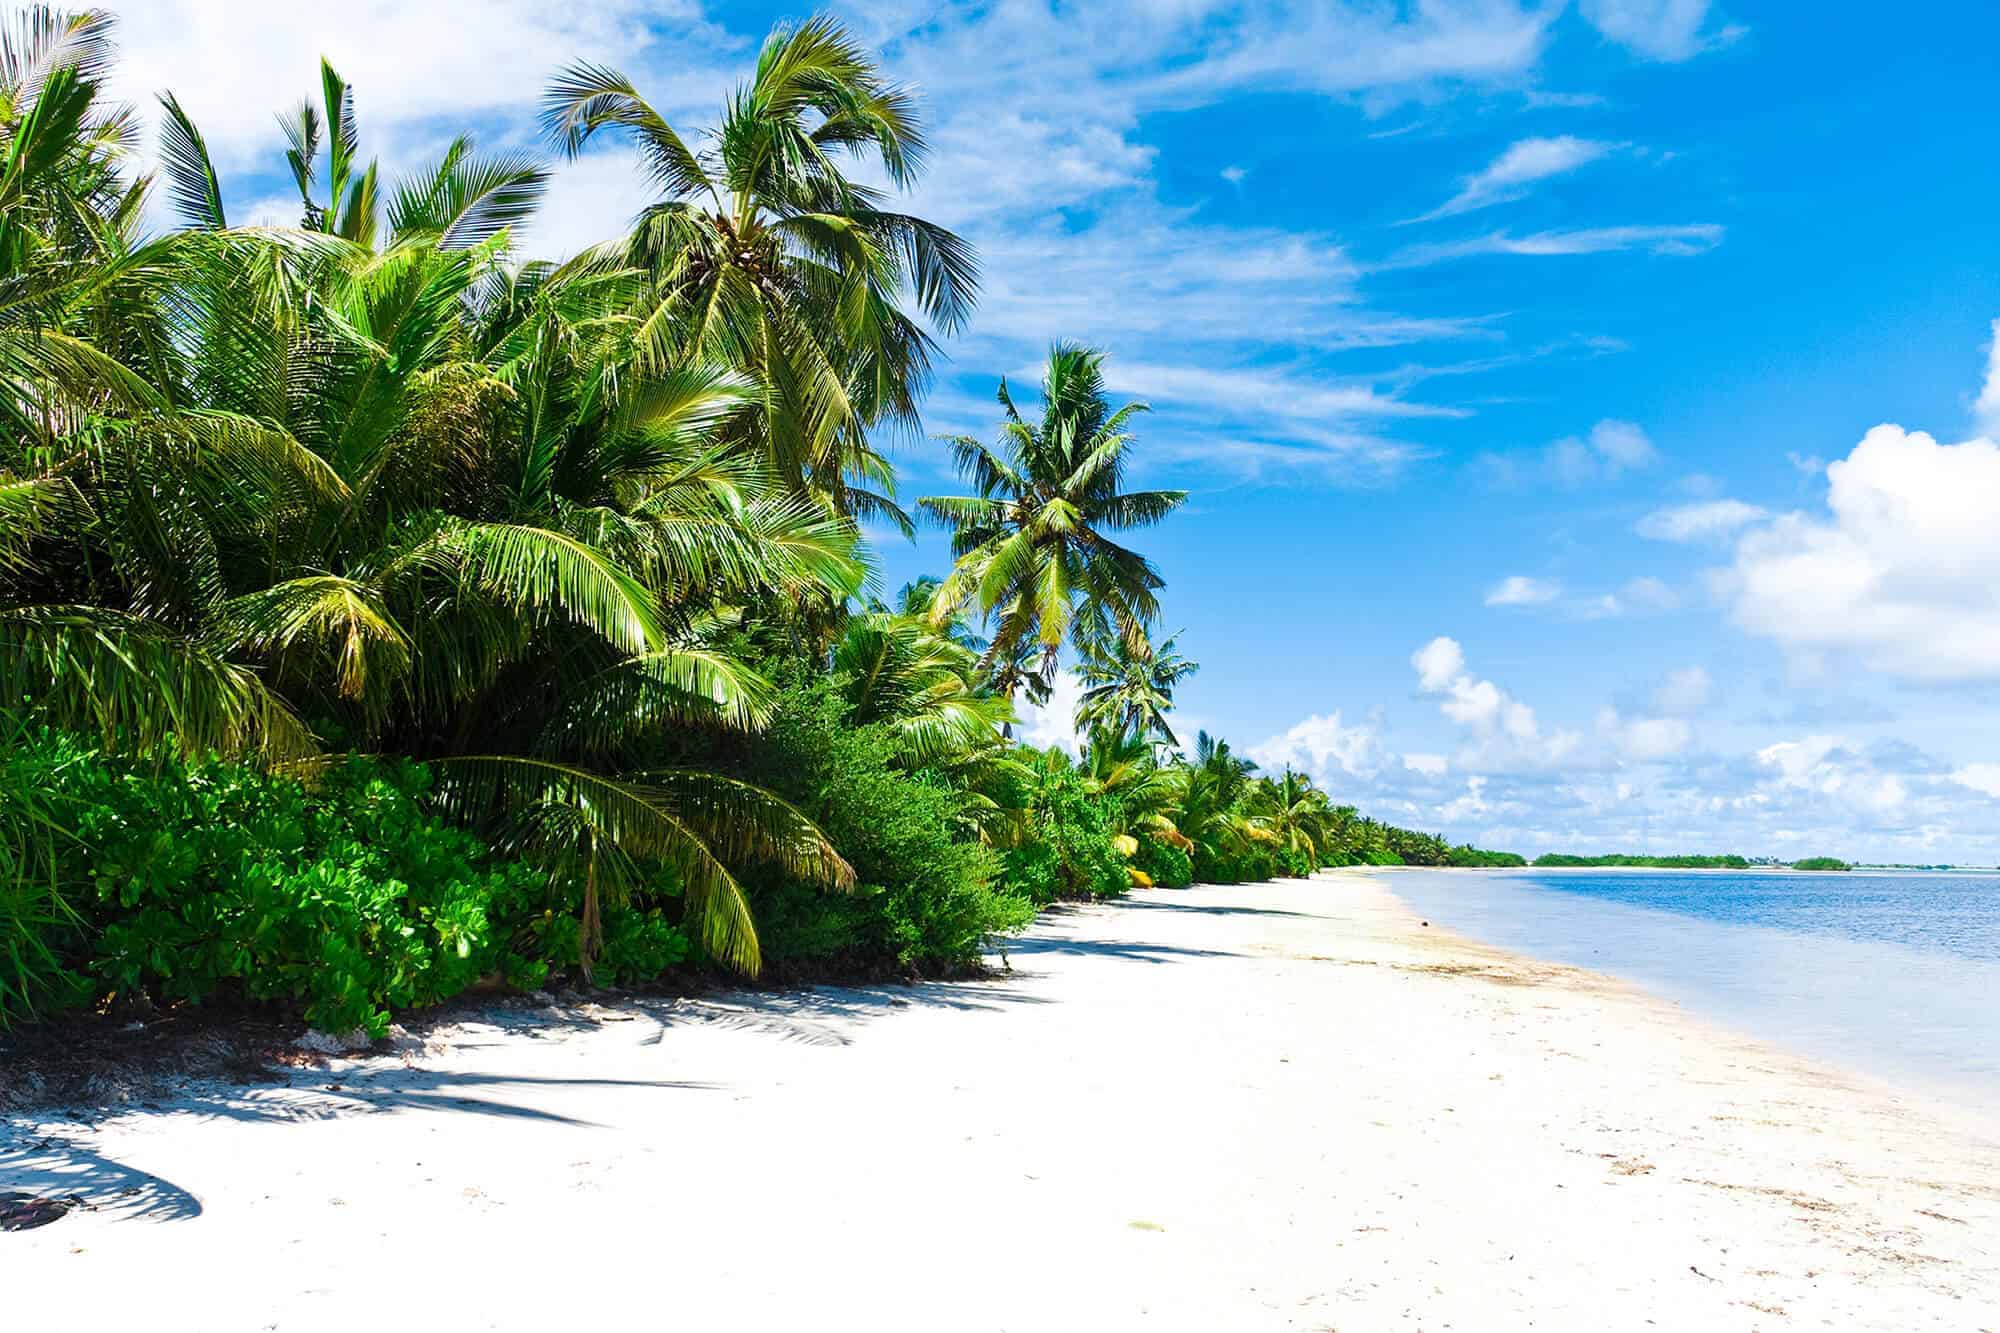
1251,769,1333,867
1075,625,1197,746
832,601,1010,764
1168,731,1269,869
540,16,978,518
1,31,866,974
921,343,1187,703
156,57,549,251
1082,724,1190,851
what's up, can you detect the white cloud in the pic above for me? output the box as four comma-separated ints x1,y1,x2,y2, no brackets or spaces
1754,736,1909,817
107,3,1729,491
1439,775,1492,823
1653,665,1712,715
1486,418,1659,488
110,2,730,172
1410,635,1579,766
1403,753,1450,778
1412,136,1619,223
1104,361,1462,423
1017,670,1085,753
1598,709,1693,760
1579,0,1724,62
1387,224,1723,268
1485,575,1562,606
1722,423,2000,681
1975,318,2000,439
1250,712,1383,780
513,148,659,260
1621,576,1680,611
1951,764,2000,800
1638,498,1770,542
1412,636,1466,692
1588,419,1658,469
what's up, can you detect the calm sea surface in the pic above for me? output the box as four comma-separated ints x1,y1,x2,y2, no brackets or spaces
1387,868,2000,1109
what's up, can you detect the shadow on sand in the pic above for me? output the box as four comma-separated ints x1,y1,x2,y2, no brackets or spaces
1,907,1236,1225
0,1065,717,1228
1116,897,1317,921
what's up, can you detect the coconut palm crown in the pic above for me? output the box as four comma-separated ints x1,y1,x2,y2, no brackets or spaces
920,343,1187,702
540,16,979,523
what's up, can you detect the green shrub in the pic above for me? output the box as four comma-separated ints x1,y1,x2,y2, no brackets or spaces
1133,836,1193,888
1276,847,1314,878
1194,846,1279,885
738,682,1031,973
0,733,692,1032
999,750,1129,903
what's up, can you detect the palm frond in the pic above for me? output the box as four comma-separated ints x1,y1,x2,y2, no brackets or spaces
0,605,314,761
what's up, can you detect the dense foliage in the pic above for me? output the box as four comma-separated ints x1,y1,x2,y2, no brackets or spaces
1,731,691,1033
0,11,1522,1032
1788,857,1852,872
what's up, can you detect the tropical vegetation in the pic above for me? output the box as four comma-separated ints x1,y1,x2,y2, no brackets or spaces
0,10,1517,1034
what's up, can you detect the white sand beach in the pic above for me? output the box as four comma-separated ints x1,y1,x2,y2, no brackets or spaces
6,870,1999,1331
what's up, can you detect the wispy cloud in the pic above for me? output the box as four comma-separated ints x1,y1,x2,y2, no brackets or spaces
1637,498,1769,542
1384,224,1724,268
1580,0,1739,63
1486,575,1562,606
1477,419,1660,488
1408,136,1621,223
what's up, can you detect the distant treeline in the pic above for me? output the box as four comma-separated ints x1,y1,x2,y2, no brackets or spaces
1533,853,1752,869
1532,853,1851,871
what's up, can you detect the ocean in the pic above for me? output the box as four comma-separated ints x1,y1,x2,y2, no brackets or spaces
1388,867,2000,1110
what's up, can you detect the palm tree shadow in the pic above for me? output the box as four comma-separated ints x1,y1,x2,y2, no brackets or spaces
1,1066,719,1228
661,981,1051,1048
0,1136,202,1223
1117,898,1317,920
1000,936,1240,963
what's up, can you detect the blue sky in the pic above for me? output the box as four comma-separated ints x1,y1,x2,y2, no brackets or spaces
112,2,2000,862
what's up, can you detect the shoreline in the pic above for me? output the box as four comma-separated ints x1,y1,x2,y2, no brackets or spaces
7,871,1999,1328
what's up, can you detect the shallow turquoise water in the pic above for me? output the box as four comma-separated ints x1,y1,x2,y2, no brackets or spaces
1388,868,2000,1109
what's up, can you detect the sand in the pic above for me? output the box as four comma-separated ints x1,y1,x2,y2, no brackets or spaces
5,869,1998,1331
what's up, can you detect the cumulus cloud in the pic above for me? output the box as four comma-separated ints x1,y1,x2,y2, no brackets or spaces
1403,753,1450,777
1485,575,1562,606
1439,775,1494,823
1411,136,1619,223
1975,319,2000,438
1638,498,1769,542
1413,636,1467,692
1410,636,1579,766
1249,712,1383,780
1016,670,1085,753
1721,423,2000,681
1754,736,1909,818
110,2,729,171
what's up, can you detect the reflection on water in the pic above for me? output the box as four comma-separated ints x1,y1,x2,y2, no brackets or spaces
1389,869,2000,1109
